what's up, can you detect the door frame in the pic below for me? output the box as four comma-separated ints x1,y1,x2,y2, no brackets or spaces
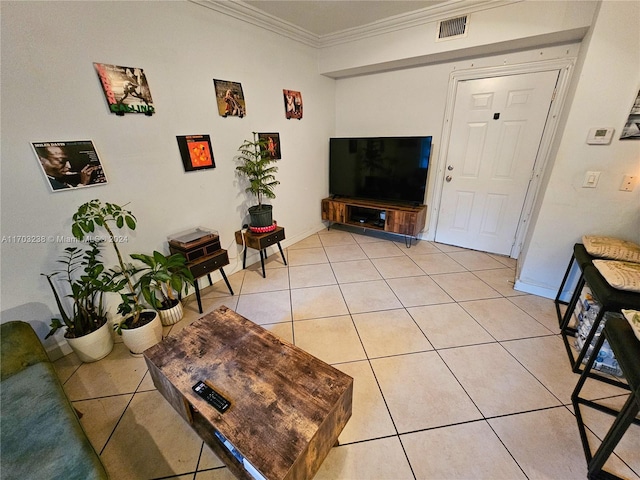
426,58,576,259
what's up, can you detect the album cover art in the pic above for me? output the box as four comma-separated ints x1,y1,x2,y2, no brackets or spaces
32,140,108,192
176,135,216,172
283,89,302,119
213,79,246,118
94,63,154,115
258,133,281,160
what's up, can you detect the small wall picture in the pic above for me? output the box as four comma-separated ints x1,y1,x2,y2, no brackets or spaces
283,89,303,119
213,79,246,118
258,133,281,160
176,135,216,172
94,63,154,116
620,89,640,139
32,140,108,192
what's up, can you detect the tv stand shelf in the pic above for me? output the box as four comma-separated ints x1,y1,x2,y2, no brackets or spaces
322,197,426,247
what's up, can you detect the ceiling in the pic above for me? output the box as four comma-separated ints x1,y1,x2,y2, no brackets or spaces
242,0,448,36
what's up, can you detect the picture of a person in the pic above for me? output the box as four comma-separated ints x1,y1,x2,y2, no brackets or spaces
223,89,245,117
283,89,302,119
38,146,99,190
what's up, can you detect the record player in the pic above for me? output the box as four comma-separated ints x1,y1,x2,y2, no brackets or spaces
168,227,221,262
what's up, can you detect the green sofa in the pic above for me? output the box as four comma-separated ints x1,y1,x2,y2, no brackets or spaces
0,321,108,480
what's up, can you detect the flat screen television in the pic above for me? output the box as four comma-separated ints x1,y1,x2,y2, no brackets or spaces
329,136,432,205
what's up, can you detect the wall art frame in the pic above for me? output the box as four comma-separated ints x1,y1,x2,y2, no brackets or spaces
213,79,246,118
94,63,155,116
32,140,108,192
620,89,640,139
283,89,303,119
258,133,281,160
176,135,216,172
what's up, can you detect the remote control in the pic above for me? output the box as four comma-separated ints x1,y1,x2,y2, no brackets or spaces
192,381,231,413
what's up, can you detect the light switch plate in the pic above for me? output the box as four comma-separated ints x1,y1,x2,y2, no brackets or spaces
583,171,601,188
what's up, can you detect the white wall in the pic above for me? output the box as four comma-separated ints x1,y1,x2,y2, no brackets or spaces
2,0,639,359
334,44,581,227
0,0,335,354
333,0,639,299
320,0,596,77
517,0,640,297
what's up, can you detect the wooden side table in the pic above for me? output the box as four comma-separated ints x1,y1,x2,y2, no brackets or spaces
234,226,286,278
186,249,233,313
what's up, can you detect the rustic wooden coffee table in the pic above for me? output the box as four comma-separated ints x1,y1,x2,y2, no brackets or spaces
144,306,353,480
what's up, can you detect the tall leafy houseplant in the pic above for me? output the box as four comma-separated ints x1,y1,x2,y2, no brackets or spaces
43,242,113,338
131,251,194,325
42,241,116,362
71,200,144,326
235,132,280,227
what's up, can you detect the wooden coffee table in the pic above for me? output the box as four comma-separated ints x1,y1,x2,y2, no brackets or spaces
144,306,353,480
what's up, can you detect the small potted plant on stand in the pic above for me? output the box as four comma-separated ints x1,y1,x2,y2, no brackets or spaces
235,132,280,229
72,200,162,355
42,242,116,362
131,251,194,326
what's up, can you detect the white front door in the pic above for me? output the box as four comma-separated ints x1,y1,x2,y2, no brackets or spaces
434,70,558,256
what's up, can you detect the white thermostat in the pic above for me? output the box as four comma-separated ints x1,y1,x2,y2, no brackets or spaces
587,127,614,145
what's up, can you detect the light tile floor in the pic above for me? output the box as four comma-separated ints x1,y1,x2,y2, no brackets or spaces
53,227,640,480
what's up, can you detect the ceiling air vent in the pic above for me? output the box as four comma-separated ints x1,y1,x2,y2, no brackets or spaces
437,15,468,41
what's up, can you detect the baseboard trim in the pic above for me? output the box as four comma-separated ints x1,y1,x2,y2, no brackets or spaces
514,279,557,300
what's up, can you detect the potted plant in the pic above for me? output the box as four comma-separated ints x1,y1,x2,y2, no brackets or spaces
131,251,194,326
42,242,116,362
235,132,280,228
71,200,162,355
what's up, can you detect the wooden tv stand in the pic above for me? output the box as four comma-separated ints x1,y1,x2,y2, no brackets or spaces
321,197,426,246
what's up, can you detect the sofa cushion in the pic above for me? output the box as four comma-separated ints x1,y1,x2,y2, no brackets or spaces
593,259,640,293
582,235,640,263
0,362,107,480
1,321,49,381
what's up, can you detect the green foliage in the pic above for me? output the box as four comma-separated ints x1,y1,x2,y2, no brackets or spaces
235,132,280,208
71,199,144,325
42,242,120,339
130,251,194,310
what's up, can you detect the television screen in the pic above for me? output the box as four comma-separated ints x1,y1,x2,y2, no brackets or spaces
329,136,432,205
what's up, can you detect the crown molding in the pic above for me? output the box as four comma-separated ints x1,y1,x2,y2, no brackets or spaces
189,0,320,47
189,0,521,49
320,0,517,47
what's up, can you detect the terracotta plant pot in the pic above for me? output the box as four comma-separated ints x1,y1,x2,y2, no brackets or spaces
65,320,114,363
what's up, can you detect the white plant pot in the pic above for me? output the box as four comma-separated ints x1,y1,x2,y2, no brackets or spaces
158,301,184,326
120,311,162,355
66,320,114,363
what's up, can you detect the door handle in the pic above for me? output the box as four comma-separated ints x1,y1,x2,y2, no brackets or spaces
447,165,454,171
445,176,452,182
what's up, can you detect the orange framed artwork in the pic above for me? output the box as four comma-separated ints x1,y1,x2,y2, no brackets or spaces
176,135,216,172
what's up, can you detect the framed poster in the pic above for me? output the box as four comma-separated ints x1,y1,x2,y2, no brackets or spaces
258,133,281,160
620,89,640,139
283,89,302,119
32,140,108,192
213,79,246,118
94,63,155,116
176,135,216,172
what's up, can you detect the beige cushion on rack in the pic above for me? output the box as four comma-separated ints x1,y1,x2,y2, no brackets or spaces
582,235,640,263
593,259,640,293
621,309,640,342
